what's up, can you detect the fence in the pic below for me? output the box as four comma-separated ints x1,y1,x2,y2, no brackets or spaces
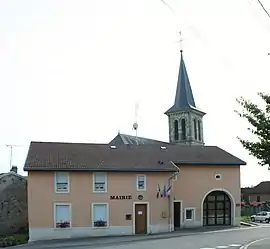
241,205,270,216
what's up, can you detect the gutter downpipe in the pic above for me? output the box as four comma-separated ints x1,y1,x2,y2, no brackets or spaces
168,161,180,232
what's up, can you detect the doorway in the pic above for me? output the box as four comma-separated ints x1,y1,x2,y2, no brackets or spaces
134,204,147,234
203,190,232,226
173,201,182,229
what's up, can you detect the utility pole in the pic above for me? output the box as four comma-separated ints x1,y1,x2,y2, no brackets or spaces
5,144,21,169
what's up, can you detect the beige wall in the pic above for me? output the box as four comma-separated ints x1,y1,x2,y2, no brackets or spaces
28,171,171,229
248,194,270,202
27,165,241,240
173,165,241,226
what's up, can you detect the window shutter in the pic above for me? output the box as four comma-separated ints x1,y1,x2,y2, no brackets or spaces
93,204,107,221
138,176,145,182
95,173,105,183
55,205,70,222
56,173,68,183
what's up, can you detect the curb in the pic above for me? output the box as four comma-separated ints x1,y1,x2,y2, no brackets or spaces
15,232,200,249
14,227,257,248
240,221,258,227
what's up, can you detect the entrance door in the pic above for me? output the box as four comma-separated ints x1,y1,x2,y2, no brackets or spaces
203,191,231,226
173,201,181,228
135,204,147,234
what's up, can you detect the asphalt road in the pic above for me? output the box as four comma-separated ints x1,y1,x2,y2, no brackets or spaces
244,237,270,249
15,226,270,249
96,227,270,249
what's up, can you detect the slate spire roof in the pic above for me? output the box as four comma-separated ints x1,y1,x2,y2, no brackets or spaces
109,133,168,146
165,50,200,114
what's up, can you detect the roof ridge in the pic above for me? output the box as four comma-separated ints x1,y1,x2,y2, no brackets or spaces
31,141,108,146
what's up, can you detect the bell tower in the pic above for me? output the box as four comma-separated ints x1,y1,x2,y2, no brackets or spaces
165,49,206,145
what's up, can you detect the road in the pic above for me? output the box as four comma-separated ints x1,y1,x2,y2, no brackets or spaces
16,226,270,249
244,237,270,249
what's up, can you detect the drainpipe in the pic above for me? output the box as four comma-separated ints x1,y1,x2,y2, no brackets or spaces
168,161,180,232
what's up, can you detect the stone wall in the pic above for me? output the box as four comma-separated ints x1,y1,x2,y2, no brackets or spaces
0,172,28,235
167,110,204,145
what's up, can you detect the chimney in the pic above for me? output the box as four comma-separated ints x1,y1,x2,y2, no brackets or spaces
11,166,18,174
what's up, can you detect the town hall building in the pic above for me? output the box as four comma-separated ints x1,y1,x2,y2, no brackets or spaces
24,49,246,241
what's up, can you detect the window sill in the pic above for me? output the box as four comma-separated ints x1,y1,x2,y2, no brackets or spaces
55,191,70,194
185,218,194,222
136,189,146,192
92,226,109,229
54,227,72,230
93,190,107,193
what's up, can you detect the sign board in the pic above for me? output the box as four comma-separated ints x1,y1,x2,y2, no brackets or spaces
110,195,132,200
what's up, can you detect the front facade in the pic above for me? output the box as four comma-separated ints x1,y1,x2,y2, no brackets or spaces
27,171,172,241
174,165,241,228
25,143,244,241
24,48,245,241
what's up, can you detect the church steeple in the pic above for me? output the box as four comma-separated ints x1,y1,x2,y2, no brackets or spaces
165,50,206,145
166,50,196,113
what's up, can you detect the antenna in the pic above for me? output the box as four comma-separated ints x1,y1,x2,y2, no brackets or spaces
6,144,21,169
132,102,139,144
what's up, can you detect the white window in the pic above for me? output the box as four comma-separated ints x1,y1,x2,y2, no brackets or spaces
185,208,195,221
55,172,70,193
54,204,71,228
92,203,108,228
93,172,107,192
137,175,146,191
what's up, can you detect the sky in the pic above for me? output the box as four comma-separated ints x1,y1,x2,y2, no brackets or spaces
0,0,270,187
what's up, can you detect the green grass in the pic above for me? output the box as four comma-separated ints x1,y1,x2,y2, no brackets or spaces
0,234,28,245
12,234,29,243
241,216,251,222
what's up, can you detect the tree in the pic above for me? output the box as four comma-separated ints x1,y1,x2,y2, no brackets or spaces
236,92,270,168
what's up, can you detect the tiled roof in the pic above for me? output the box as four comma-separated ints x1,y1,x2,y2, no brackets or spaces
242,181,270,194
109,133,168,146
24,141,246,172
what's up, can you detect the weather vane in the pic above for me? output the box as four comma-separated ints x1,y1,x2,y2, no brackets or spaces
179,31,183,52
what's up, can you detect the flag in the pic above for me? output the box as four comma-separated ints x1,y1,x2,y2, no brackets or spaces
162,184,166,199
156,184,161,198
167,185,172,196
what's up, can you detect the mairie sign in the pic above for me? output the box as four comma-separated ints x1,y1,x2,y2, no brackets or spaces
110,195,132,200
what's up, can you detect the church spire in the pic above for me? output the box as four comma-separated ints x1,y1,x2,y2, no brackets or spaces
165,50,196,114
164,36,206,145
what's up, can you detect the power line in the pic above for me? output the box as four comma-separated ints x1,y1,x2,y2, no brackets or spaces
256,0,270,19
160,0,176,13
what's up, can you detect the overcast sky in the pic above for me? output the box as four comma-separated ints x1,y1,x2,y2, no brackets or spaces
1,0,270,186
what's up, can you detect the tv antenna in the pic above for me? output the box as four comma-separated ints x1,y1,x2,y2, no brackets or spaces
6,144,22,169
132,103,139,143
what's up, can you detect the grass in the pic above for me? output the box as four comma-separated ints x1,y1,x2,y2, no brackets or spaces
241,216,251,222
12,234,29,243
0,233,28,245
